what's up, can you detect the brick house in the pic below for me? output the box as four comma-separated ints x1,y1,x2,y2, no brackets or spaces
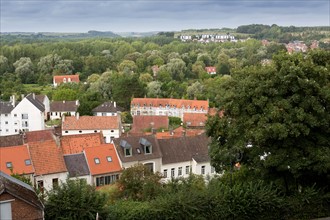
0,171,44,220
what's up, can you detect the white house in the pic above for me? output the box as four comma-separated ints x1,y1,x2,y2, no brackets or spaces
36,95,50,120
49,100,79,120
130,98,209,120
92,101,123,116
0,94,45,136
112,135,163,173
61,115,122,143
158,134,217,181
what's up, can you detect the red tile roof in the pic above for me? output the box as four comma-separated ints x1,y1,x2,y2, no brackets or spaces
61,133,104,155
155,126,205,139
205,66,216,73
131,98,208,110
0,145,34,175
53,75,80,84
130,115,169,134
28,140,67,176
183,113,208,127
84,144,122,175
24,129,55,143
62,116,120,130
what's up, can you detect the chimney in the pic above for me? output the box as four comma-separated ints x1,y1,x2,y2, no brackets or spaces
11,95,16,107
62,114,65,122
33,93,35,99
182,130,186,137
76,100,79,106
76,112,80,120
63,100,65,103
114,101,116,108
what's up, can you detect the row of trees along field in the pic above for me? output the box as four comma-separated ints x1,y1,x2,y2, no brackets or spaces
1,36,288,110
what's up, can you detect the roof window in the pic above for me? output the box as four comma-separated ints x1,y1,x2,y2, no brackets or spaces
25,159,31,166
106,156,112,162
6,162,12,168
94,158,100,164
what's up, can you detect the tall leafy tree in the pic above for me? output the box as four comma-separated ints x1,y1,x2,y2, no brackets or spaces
206,50,330,193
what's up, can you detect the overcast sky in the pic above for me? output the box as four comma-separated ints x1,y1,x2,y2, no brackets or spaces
1,0,329,33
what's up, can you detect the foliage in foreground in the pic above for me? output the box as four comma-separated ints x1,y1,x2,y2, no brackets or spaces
44,178,107,220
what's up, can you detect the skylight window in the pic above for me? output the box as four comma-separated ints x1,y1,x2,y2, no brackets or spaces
106,156,112,162
6,162,12,168
94,158,100,164
25,159,31,166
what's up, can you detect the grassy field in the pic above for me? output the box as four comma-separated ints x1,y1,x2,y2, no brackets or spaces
23,84,54,96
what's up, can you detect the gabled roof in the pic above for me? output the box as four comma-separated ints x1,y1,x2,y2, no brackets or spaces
130,115,169,134
28,140,67,176
0,145,34,175
35,94,47,103
205,66,216,72
53,75,80,84
0,101,14,114
50,100,79,112
25,93,45,112
62,116,119,130
0,171,44,210
158,134,210,165
84,144,121,175
24,129,55,143
131,98,209,110
183,113,208,127
112,135,162,163
0,134,23,147
61,133,104,155
64,153,90,177
92,101,124,113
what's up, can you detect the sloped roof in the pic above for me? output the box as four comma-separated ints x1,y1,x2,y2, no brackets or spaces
50,100,79,112
155,126,205,139
53,75,80,84
130,115,169,134
62,116,119,130
0,134,23,147
92,101,124,113
64,153,90,177
84,144,121,175
61,133,103,155
0,171,44,210
0,101,14,114
25,93,45,112
35,94,47,103
131,98,208,110
158,134,210,165
0,145,34,175
28,140,67,176
183,113,207,127
24,129,55,143
112,135,162,163
205,66,216,72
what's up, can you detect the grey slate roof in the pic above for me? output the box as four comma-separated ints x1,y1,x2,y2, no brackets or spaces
0,171,44,210
92,101,124,113
158,133,210,165
0,134,23,147
64,153,90,177
50,100,79,112
0,101,14,114
113,135,162,163
25,93,45,112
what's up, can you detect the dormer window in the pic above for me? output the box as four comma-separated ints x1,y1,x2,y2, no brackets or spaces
139,138,152,155
120,140,132,157
145,145,152,154
125,148,132,157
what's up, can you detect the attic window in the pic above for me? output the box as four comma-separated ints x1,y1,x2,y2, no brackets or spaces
25,159,31,166
94,130,97,133
125,148,132,157
79,130,82,133
136,148,141,154
94,158,100,164
106,156,112,162
6,162,12,168
65,131,68,133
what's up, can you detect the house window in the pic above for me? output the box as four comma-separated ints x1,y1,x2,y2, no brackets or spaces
14,114,17,117
106,156,112,162
5,114,8,117
0,201,12,220
163,169,168,178
5,121,8,124
144,163,154,173
102,113,106,116
22,114,28,119
201,166,205,175
22,121,28,127
79,130,82,133
94,158,100,164
144,145,152,154
111,130,114,132
37,180,44,193
5,129,9,132
125,148,132,157
65,131,68,133
15,129,18,133
178,167,182,176
96,174,119,186
25,159,31,166
94,130,97,133
186,166,190,175
171,168,175,177
6,162,12,169
52,178,59,189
